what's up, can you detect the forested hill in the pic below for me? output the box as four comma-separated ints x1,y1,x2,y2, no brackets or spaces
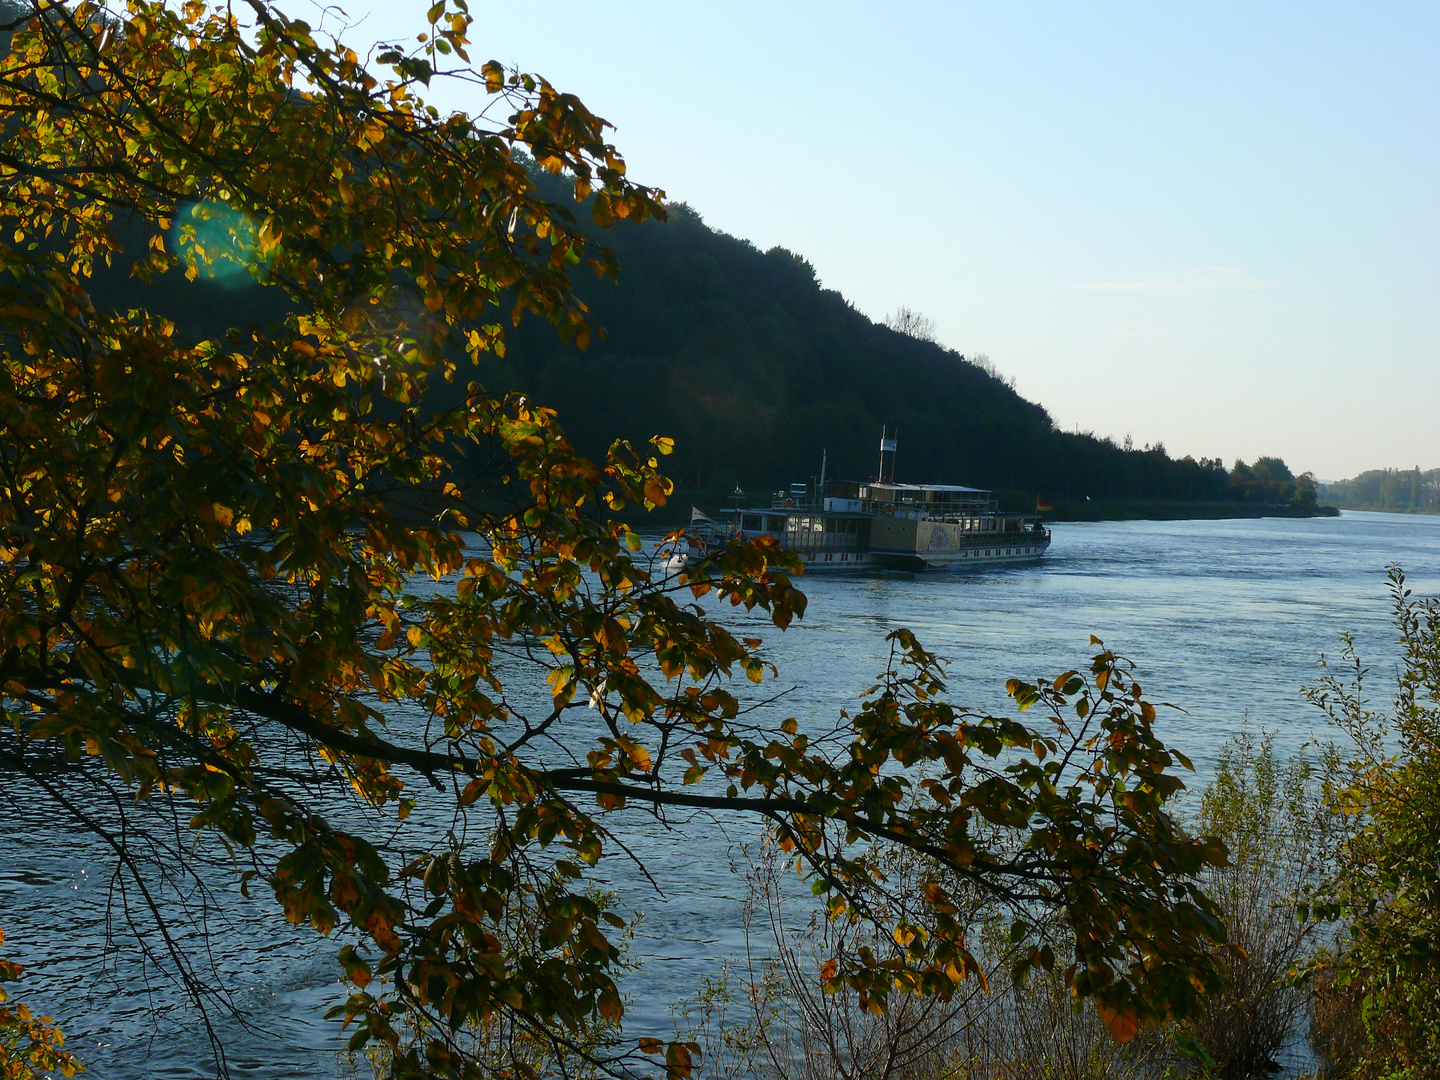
465,195,1256,508
77,189,1313,514
475,202,1057,497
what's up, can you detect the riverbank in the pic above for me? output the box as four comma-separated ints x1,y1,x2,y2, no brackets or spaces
997,494,1342,523
1320,502,1439,516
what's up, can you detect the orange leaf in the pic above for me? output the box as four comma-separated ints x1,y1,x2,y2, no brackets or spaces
1098,1004,1139,1042
665,1041,694,1079
597,989,623,1023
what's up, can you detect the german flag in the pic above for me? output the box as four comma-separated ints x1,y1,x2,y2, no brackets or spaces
1036,498,1054,513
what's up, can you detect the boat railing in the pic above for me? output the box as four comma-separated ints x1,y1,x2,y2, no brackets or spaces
768,493,823,511
767,486,1012,518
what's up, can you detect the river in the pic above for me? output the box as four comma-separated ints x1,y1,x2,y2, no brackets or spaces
2,511,1437,1077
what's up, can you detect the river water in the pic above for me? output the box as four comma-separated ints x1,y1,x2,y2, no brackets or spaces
2,511,1437,1077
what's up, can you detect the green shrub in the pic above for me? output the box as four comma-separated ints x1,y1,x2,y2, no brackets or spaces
1186,727,1338,1077
1305,567,1440,1079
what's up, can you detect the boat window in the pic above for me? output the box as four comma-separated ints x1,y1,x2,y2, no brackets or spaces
787,517,798,531
766,516,785,531
814,518,824,532
742,515,762,531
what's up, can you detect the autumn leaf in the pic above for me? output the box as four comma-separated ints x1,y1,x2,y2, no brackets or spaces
1097,1003,1139,1043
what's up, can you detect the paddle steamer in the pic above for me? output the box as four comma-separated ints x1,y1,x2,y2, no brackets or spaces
693,429,1052,571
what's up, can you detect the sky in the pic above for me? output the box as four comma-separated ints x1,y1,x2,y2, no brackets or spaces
326,1,1437,480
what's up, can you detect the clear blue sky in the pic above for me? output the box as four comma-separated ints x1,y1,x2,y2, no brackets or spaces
333,1,1437,480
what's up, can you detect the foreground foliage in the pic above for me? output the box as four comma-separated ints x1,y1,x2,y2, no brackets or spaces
0,926,80,1080
1305,568,1440,1078
677,731,1333,1080
670,568,1440,1080
1,2,1228,1076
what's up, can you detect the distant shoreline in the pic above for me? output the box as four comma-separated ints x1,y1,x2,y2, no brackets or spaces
1025,497,1341,523
1318,503,1440,517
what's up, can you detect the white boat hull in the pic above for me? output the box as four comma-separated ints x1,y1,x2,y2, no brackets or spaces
793,538,1050,572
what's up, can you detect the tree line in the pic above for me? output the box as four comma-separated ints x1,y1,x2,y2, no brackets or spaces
1323,467,1440,514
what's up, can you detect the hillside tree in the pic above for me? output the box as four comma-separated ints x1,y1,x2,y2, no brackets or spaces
882,305,937,342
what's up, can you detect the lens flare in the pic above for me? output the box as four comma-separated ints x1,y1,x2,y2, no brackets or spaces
172,201,265,286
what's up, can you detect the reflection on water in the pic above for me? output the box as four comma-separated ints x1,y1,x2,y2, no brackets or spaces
2,512,1437,1076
